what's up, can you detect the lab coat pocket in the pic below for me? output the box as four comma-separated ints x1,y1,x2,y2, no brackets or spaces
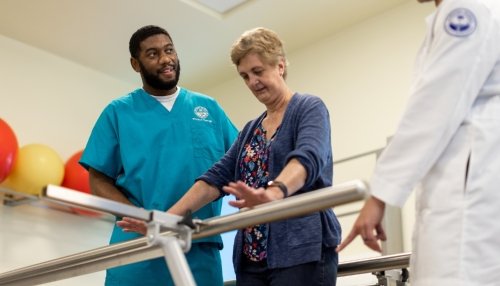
420,125,471,210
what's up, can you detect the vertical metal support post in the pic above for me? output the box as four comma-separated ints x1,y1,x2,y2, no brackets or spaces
157,236,196,286
378,137,406,284
381,205,403,255
376,272,404,286
147,211,197,286
377,137,404,256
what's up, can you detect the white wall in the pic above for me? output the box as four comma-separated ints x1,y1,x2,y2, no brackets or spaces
0,1,434,285
0,34,136,160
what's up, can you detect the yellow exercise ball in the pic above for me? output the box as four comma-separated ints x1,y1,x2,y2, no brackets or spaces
2,144,64,195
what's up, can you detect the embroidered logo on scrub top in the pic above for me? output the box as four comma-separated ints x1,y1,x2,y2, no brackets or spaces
193,106,212,123
444,8,477,37
194,106,209,119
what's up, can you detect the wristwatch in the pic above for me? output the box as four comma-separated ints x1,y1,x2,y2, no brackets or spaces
266,181,288,198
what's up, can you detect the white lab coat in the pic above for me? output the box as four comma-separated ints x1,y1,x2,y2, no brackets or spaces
371,0,500,285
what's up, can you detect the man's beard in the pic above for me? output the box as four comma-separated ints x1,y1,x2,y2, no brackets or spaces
140,60,181,91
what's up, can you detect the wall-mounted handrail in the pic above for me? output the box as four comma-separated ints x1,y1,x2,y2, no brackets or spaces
334,148,383,164
0,180,367,286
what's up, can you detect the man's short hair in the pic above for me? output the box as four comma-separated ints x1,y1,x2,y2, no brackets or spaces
129,25,172,58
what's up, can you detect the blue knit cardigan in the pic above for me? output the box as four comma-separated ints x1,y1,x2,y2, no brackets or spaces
198,93,341,271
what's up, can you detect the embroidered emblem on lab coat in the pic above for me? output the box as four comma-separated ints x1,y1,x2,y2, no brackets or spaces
444,8,477,37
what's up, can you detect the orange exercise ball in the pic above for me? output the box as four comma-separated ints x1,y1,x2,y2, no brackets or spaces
0,118,18,183
62,150,100,217
2,144,64,195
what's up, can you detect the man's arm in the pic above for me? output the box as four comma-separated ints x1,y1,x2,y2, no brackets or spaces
88,167,133,206
116,180,221,235
168,180,221,215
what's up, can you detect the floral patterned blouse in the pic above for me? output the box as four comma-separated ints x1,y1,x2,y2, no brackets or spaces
239,120,276,262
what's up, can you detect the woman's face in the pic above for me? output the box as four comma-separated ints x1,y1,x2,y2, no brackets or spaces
237,52,285,104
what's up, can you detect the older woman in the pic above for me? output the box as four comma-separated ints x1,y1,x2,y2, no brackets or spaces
118,27,341,285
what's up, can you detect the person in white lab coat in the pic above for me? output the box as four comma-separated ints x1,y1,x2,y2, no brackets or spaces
337,0,500,285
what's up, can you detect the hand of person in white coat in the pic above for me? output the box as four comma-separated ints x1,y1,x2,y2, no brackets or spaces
336,196,387,252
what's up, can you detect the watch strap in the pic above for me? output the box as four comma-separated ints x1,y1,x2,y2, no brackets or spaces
266,181,288,198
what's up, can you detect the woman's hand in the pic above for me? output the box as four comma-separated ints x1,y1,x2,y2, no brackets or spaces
223,181,282,208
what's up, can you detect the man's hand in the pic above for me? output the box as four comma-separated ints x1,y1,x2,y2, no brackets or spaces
336,196,387,252
116,217,148,235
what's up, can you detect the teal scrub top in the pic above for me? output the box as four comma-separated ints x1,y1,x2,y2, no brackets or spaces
80,88,238,285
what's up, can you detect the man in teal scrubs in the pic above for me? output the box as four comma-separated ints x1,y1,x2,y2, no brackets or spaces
80,25,238,286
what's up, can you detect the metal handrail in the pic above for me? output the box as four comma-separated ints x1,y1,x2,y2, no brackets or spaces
223,252,411,286
0,180,367,286
338,252,410,277
334,148,383,164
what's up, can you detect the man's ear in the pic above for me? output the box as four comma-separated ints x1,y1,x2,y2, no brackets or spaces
131,57,140,72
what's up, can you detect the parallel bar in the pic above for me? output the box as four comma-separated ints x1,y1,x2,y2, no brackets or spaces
198,180,368,237
337,252,411,277
42,185,151,221
0,180,367,286
0,187,38,206
224,252,411,285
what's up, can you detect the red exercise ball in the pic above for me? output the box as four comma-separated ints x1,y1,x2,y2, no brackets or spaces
0,118,18,183
62,150,90,194
62,150,100,217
